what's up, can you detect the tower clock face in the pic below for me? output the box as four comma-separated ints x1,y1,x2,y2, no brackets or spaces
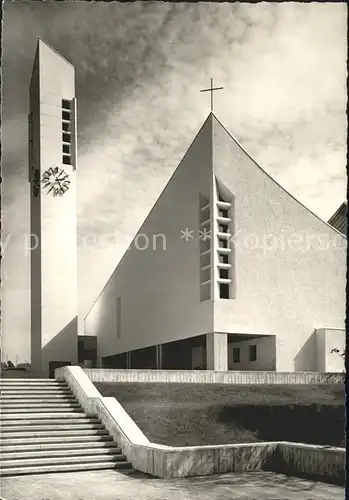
41,166,71,196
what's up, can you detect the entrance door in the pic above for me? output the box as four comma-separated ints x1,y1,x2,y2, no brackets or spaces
48,361,71,379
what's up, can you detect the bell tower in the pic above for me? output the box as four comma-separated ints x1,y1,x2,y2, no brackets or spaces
29,39,78,376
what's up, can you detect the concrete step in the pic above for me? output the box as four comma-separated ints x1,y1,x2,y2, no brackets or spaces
0,397,77,408
0,407,84,413
1,453,128,469
0,394,76,404
0,379,129,478
0,446,122,459
0,378,61,382
0,392,73,398
0,435,114,445
0,423,105,432
0,412,96,420
0,441,119,453
0,401,79,406
0,406,81,412
0,378,67,385
0,461,133,476
0,417,100,426
1,429,109,439
0,389,72,394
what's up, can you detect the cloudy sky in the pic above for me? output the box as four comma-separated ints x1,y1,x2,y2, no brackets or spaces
1,2,347,362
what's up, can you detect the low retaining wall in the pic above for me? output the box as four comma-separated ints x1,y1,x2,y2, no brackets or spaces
84,368,345,385
56,366,345,484
269,442,345,486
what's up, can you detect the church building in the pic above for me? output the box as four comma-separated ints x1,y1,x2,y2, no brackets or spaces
29,40,346,376
84,114,346,373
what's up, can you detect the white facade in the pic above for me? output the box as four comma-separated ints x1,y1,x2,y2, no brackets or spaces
315,328,345,372
29,39,78,375
85,114,346,372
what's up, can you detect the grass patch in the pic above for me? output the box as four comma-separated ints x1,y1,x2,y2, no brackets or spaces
95,383,345,448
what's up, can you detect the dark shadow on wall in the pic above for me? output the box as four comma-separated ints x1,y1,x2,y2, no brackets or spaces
293,331,316,371
218,404,344,448
41,316,78,377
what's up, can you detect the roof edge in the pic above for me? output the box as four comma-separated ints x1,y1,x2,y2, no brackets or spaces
38,37,74,68
211,113,347,240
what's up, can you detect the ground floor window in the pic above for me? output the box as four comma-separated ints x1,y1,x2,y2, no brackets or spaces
232,347,240,363
249,344,257,362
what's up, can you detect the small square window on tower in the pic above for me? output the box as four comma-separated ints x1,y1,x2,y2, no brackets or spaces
62,99,71,110
219,254,229,264
219,208,229,218
219,268,229,279
219,283,230,299
62,155,71,165
62,133,71,143
62,110,71,121
63,144,70,154
219,224,229,233
218,238,228,249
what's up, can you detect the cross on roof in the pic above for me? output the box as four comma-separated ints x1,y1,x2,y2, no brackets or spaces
200,77,224,112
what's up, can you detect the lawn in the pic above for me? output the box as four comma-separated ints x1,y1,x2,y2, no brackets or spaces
95,382,345,448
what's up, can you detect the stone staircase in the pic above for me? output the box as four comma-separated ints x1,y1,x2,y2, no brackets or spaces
0,378,132,476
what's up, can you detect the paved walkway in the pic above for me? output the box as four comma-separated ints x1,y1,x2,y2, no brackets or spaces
1,469,344,500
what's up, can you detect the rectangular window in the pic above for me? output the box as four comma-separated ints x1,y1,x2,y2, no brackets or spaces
62,133,71,143
218,238,228,249
219,224,229,233
29,141,33,161
62,110,71,121
232,347,240,363
219,268,229,279
219,208,229,218
116,297,121,340
219,283,230,299
62,155,71,165
63,144,71,154
62,99,71,110
62,122,71,132
249,345,257,362
219,254,229,264
200,193,211,301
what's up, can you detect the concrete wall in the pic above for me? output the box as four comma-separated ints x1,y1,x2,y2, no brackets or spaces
30,39,78,375
85,116,215,359
29,48,42,373
316,328,345,373
207,333,228,370
228,335,276,371
315,329,326,372
83,369,345,384
212,115,346,372
269,442,345,486
56,366,345,483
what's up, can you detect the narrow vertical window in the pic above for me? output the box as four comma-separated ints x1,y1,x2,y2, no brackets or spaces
62,99,72,167
199,193,211,301
216,189,232,299
116,296,121,340
28,113,34,181
232,347,240,364
249,344,257,362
